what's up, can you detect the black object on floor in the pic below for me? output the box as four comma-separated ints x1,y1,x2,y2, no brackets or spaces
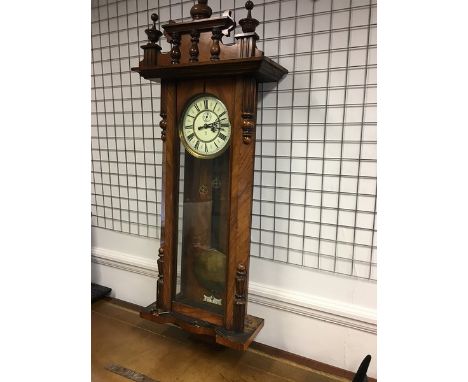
92,283,112,303
352,354,372,382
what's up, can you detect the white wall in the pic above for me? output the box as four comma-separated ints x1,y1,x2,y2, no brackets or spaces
91,227,376,378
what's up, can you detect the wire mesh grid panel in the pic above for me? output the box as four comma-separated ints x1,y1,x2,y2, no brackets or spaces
91,0,377,280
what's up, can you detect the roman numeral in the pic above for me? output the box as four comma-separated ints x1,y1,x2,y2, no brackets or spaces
194,140,200,150
214,142,218,148
185,125,193,129
218,111,226,119
204,99,208,109
219,132,227,141
187,133,195,142
194,104,200,112
220,123,230,128
213,102,218,112
205,144,208,153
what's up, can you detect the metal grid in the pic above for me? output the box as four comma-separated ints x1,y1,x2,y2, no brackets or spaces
91,0,377,280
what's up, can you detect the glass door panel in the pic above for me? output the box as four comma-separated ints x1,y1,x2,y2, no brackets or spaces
175,147,230,315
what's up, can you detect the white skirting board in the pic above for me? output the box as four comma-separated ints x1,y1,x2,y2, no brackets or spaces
91,242,377,378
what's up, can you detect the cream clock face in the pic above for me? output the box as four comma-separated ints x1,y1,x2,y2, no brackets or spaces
180,95,232,159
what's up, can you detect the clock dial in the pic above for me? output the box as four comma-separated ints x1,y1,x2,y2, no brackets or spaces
180,95,232,159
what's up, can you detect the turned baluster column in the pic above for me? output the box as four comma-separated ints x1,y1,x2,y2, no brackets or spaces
210,27,222,60
170,31,181,64
189,30,200,62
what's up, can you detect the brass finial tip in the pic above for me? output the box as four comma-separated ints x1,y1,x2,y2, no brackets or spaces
151,13,159,22
245,0,254,10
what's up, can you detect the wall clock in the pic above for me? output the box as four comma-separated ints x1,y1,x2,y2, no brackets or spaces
132,0,287,350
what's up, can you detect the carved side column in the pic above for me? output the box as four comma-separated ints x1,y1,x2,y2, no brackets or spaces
156,247,165,310
241,77,257,144
156,78,168,309
233,264,247,332
160,113,168,141
241,113,255,144
159,81,168,141
156,81,168,313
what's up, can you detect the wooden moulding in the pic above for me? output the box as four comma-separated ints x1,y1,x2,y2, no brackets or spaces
133,55,287,83
141,302,264,351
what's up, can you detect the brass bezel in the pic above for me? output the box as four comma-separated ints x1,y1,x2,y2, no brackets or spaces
178,93,232,160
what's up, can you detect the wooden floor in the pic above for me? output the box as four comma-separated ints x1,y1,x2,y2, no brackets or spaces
92,299,348,382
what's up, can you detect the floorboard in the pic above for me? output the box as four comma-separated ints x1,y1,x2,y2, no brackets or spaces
91,300,349,382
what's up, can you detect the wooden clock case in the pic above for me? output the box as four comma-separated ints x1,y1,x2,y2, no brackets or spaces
132,0,287,350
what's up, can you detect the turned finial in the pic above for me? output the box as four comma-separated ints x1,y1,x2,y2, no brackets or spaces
145,13,162,45
190,0,212,20
239,1,259,34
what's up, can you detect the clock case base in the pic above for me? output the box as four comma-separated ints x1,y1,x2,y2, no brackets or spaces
141,302,264,351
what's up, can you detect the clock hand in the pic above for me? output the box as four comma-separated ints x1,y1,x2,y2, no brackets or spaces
210,122,220,132
197,122,222,132
198,123,210,130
